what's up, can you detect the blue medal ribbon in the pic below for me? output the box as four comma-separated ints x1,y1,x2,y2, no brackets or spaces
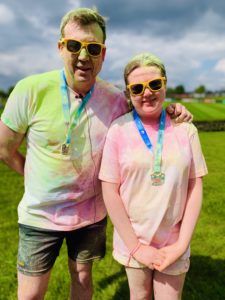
133,109,153,152
133,109,166,184
60,69,93,153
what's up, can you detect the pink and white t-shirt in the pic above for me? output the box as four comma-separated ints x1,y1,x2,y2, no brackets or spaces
99,111,208,271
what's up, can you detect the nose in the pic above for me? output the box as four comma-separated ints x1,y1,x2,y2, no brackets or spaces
77,47,89,60
143,86,153,96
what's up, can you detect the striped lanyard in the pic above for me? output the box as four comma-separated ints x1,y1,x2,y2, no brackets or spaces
60,69,94,154
133,109,166,185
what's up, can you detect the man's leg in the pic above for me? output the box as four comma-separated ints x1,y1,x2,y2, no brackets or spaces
17,224,64,300
66,218,107,300
68,259,93,300
17,271,51,300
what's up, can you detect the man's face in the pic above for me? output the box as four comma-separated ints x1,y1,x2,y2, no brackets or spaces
58,21,106,93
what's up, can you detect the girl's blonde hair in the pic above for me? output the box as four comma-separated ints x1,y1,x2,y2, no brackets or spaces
124,52,167,86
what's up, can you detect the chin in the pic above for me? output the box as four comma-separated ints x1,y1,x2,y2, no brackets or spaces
143,107,158,114
74,75,91,84
74,72,88,79
74,69,91,80
140,107,162,119
77,77,89,82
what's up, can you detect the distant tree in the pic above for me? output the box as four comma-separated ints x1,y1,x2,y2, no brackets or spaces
0,90,7,107
0,89,7,99
7,86,14,95
0,86,14,99
0,86,15,107
166,87,175,95
174,85,185,94
195,85,206,94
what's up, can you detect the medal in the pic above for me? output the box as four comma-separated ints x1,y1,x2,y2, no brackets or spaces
151,172,165,186
61,143,69,155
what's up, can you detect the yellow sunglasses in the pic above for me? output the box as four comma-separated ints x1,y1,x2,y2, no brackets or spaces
61,38,105,57
127,77,166,96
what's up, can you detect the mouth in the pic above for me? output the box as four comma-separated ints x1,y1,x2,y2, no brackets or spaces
75,66,91,72
142,98,157,104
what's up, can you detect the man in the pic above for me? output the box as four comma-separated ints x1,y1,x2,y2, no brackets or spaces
0,8,192,300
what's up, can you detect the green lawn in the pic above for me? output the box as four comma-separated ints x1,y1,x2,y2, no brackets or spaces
0,131,224,299
174,102,225,121
183,102,225,121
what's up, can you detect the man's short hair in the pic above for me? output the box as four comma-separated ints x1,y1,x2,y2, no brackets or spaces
60,8,107,43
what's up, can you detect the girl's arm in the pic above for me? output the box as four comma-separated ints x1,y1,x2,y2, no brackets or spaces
102,181,164,268
155,177,203,271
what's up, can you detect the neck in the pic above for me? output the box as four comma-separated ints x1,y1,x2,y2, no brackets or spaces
64,70,95,97
72,83,93,97
136,109,163,125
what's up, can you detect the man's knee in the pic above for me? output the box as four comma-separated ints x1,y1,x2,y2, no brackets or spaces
18,289,44,300
69,260,93,289
17,271,50,300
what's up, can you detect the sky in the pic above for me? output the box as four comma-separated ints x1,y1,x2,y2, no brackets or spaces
1,0,225,92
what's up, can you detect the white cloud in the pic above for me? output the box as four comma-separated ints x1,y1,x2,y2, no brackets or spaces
25,15,46,30
0,45,62,77
1,0,225,91
0,4,15,24
101,27,225,91
68,0,82,9
215,59,225,73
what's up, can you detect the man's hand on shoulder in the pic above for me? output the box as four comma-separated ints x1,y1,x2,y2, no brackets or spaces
166,103,193,123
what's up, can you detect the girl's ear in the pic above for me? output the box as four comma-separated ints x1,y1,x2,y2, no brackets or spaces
124,90,133,110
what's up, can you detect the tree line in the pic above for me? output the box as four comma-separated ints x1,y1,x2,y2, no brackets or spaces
167,85,207,95
0,86,14,101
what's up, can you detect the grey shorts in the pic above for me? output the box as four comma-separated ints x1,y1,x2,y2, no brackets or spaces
17,218,107,276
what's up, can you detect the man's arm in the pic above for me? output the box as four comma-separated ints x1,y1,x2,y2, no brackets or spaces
0,121,25,175
166,103,193,122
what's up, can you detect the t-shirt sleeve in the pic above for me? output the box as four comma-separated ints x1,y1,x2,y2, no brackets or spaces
189,125,208,179
1,80,29,133
99,124,121,183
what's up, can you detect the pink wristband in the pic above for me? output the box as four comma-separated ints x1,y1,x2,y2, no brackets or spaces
127,241,141,266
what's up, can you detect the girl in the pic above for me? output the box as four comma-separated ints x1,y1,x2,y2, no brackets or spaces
99,53,208,299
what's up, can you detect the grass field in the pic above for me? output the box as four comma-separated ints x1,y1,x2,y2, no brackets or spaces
0,131,225,300
164,101,225,121
180,102,225,121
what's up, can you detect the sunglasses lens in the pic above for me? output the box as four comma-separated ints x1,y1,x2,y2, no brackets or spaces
130,84,144,95
87,43,102,56
66,40,82,53
149,79,163,91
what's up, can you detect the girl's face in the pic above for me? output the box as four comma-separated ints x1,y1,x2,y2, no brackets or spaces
127,66,166,120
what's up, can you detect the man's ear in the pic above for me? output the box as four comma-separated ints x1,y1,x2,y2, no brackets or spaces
58,41,63,51
102,47,106,60
58,41,65,59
